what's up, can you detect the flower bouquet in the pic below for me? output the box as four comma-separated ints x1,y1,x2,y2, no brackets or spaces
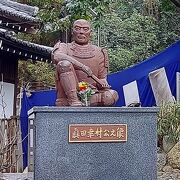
77,82,93,106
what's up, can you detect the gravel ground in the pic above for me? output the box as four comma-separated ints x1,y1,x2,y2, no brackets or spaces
158,169,180,180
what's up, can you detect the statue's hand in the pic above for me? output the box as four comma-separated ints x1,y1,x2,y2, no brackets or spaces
100,82,111,89
82,65,93,77
101,83,111,89
98,79,111,89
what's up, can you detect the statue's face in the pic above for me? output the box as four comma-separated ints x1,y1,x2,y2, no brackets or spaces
72,20,91,45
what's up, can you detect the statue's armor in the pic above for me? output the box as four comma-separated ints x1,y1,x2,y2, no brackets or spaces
54,42,108,87
52,41,118,106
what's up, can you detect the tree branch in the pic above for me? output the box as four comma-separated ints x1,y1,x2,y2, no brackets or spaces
170,0,180,8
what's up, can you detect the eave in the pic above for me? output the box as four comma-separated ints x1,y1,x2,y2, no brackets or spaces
0,0,42,34
0,29,53,63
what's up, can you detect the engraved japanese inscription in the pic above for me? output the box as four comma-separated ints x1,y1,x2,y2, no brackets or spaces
69,124,127,143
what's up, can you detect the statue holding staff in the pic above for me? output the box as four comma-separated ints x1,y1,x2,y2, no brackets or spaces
51,19,119,106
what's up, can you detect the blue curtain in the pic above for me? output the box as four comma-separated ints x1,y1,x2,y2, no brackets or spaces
20,89,56,169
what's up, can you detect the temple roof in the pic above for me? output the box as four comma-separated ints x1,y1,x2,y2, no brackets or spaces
0,29,53,63
0,0,41,34
0,1,54,62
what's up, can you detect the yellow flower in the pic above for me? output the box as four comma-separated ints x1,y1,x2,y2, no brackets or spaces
78,82,88,91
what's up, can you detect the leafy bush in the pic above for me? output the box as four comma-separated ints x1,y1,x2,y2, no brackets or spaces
158,103,180,143
18,61,55,88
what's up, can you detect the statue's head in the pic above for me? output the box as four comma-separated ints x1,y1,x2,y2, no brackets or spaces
72,19,92,45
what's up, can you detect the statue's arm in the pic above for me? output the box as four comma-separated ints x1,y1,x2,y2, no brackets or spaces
97,48,111,89
51,42,93,76
51,42,108,87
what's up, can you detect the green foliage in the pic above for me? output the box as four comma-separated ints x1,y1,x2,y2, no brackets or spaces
18,61,55,87
100,12,160,72
96,0,180,72
158,103,180,143
158,11,180,46
19,0,67,32
65,0,111,27
108,48,136,73
160,0,177,11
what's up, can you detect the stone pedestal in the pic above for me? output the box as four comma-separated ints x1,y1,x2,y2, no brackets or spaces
29,107,158,180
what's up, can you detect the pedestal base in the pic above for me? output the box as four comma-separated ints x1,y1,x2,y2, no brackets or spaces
30,107,158,180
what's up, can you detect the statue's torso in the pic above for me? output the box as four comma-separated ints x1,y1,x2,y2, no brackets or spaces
67,42,104,85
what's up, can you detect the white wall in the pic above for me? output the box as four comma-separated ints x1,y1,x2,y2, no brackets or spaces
0,82,14,119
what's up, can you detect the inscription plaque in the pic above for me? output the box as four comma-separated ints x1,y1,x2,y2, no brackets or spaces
69,124,127,143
